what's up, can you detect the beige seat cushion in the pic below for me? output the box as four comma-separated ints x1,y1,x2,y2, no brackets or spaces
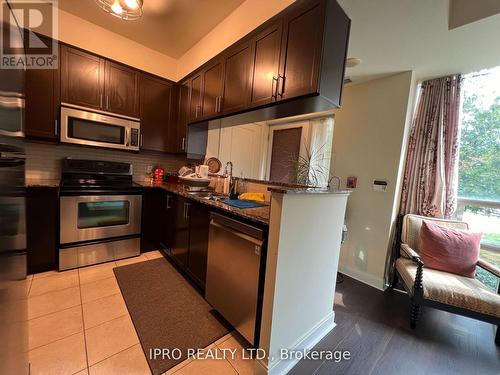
396,257,500,317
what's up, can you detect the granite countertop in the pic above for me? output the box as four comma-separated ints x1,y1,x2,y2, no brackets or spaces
138,181,270,226
25,178,60,187
268,187,352,195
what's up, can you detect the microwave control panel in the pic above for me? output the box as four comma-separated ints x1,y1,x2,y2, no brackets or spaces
130,128,139,147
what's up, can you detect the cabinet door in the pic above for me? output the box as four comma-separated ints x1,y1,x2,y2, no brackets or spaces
141,188,163,252
187,204,210,288
177,80,190,152
160,194,175,251
27,187,59,274
250,21,283,107
222,41,253,114
201,60,223,118
278,0,325,100
171,197,190,268
60,45,105,110
140,74,175,152
25,44,60,141
188,73,202,122
105,61,139,117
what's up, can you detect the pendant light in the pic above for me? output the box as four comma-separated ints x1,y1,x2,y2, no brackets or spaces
96,0,144,21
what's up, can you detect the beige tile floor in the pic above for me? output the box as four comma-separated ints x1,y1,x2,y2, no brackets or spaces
27,250,254,375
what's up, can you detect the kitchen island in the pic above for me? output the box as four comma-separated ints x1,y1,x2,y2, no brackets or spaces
256,188,350,375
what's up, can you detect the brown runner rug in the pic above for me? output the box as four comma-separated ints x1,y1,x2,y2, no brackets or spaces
113,257,230,375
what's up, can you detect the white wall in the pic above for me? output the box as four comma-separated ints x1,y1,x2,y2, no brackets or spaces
56,10,178,80
53,1,294,81
176,0,294,79
331,71,416,289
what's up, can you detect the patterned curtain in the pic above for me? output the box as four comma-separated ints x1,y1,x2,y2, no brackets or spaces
400,75,462,219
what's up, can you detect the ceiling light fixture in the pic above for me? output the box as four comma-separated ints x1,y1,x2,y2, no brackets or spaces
96,0,144,21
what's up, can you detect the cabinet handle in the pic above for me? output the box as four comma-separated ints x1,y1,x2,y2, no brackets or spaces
99,93,103,109
271,76,279,99
215,96,219,113
218,96,223,112
54,119,58,136
166,195,172,209
278,75,286,97
106,95,110,110
184,202,191,219
140,134,143,148
181,137,186,151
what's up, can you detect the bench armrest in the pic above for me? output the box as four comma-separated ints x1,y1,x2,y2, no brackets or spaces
477,258,500,278
401,243,424,296
401,243,424,267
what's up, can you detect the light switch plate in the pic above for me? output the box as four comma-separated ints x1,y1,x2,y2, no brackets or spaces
373,180,388,192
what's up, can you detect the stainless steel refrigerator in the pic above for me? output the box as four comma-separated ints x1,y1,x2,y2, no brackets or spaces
0,2,28,373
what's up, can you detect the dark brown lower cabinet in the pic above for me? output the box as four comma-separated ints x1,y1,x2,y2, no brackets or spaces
26,187,59,274
170,196,190,268
154,191,211,289
185,203,210,288
141,188,164,252
159,193,175,251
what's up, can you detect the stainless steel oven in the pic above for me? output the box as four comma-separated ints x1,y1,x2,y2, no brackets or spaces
60,195,141,244
59,159,143,270
60,104,140,151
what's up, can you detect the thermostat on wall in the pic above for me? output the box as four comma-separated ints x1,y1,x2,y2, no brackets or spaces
373,180,388,192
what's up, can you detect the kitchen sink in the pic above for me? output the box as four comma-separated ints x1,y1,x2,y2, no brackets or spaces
187,191,226,200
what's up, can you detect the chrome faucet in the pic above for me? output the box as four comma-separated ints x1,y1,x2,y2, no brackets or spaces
328,175,342,191
224,161,237,198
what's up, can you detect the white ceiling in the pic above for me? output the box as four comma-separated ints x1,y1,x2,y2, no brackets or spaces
58,0,245,59
339,0,500,83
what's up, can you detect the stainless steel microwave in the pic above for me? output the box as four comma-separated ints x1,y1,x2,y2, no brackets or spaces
60,104,141,151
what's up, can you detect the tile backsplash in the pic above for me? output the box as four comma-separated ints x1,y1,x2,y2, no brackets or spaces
25,141,188,182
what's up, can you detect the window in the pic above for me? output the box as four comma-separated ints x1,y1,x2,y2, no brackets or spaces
78,201,130,229
457,67,500,291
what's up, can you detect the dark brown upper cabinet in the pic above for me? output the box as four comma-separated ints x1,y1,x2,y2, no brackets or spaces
188,73,203,122
201,60,224,119
221,41,254,114
61,45,140,118
61,45,104,110
177,80,190,153
278,0,325,100
249,20,283,107
140,74,176,152
105,61,140,118
25,38,60,141
181,0,350,126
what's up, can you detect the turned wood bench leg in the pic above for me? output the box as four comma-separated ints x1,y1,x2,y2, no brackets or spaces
410,300,420,329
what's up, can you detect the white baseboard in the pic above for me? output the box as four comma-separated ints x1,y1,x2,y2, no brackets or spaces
254,311,336,375
338,265,386,291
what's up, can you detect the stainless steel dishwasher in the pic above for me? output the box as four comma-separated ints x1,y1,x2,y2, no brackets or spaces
205,212,264,345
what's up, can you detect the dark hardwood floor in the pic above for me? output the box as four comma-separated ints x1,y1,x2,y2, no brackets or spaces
290,275,499,375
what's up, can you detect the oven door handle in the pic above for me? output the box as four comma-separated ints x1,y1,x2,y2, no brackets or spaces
0,157,25,168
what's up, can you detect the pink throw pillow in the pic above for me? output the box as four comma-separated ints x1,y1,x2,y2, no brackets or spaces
419,221,482,278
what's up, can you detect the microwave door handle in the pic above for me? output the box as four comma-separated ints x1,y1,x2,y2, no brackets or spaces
125,127,130,147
